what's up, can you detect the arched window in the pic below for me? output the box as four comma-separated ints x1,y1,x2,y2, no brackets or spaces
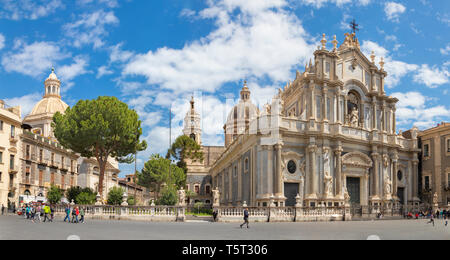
24,190,31,196
190,133,196,141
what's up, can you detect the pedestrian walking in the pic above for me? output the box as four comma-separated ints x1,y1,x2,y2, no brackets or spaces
35,205,41,223
444,215,448,227
43,204,51,222
25,205,31,219
240,208,249,229
71,206,78,223
79,207,85,224
30,206,36,223
64,205,71,223
1,204,5,215
50,205,54,222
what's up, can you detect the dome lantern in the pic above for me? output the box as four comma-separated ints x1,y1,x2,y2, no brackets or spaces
44,67,61,98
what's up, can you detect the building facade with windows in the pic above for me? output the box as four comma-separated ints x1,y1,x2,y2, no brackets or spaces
418,122,450,207
19,69,79,201
0,100,22,208
19,68,120,204
208,33,421,209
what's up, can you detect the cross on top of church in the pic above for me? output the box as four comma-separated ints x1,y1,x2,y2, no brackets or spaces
350,19,359,34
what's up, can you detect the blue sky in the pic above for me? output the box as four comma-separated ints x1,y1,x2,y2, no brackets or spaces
0,0,449,176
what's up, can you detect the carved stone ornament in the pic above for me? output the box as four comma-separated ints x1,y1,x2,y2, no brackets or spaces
342,152,373,169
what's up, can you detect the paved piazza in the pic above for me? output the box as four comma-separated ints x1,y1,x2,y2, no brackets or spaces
0,215,449,240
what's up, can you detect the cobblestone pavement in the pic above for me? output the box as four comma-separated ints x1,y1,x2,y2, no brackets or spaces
0,215,448,240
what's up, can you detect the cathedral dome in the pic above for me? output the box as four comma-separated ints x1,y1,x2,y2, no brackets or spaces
224,81,259,146
28,97,69,117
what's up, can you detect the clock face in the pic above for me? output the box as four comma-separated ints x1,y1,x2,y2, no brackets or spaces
287,160,296,174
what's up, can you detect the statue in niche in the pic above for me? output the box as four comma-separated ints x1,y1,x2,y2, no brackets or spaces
350,107,359,127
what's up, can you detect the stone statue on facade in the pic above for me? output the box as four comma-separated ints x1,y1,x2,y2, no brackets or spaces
323,148,333,198
350,107,359,127
213,187,220,207
178,187,186,206
433,192,438,205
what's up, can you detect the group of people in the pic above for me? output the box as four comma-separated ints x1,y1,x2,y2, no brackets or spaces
63,205,85,224
405,209,449,227
21,204,54,223
10,204,86,224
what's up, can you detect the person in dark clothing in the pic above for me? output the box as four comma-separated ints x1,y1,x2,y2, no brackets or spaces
212,210,218,222
240,208,249,229
1,204,5,215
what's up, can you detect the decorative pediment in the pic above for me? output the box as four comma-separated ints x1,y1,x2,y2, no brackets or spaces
8,147,18,154
342,152,373,169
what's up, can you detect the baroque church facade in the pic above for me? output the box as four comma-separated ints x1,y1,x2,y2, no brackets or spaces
184,33,421,209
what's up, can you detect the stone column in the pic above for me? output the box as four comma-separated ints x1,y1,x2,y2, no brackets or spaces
334,145,343,199
336,91,341,123
323,86,328,121
372,98,377,131
412,159,420,203
392,153,399,200
221,172,225,204
307,144,318,201
228,166,232,205
238,159,242,204
310,84,315,120
371,152,381,202
393,108,396,134
274,143,284,201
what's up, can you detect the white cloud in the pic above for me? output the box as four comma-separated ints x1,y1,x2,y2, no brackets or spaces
77,0,118,8
0,34,5,50
1,41,69,78
4,93,42,118
384,2,406,22
97,65,113,78
57,56,90,91
0,0,64,20
361,40,418,88
63,10,119,49
413,65,449,88
391,92,450,130
110,43,134,63
300,0,370,8
440,44,450,55
123,0,315,94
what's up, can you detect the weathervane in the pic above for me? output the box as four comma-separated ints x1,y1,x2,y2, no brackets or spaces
350,19,359,34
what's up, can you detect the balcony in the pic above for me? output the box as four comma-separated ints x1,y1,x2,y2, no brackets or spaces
9,136,18,144
9,165,19,174
38,159,49,166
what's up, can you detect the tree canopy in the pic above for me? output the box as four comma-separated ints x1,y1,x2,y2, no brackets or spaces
138,154,185,196
166,135,203,174
52,96,147,198
47,185,63,204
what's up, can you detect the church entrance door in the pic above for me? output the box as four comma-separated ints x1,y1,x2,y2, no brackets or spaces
284,183,299,207
346,177,360,205
397,187,405,205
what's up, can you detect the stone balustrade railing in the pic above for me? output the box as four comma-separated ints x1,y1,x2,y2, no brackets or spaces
214,206,349,222
47,204,412,222
52,205,184,222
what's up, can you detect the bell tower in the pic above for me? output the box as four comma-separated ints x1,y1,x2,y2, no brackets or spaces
183,96,202,145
